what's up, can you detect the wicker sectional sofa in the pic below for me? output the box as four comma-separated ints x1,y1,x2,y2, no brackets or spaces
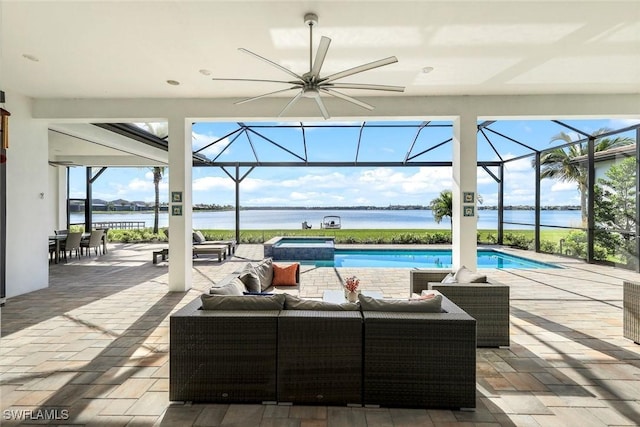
170,281,477,409
623,280,640,344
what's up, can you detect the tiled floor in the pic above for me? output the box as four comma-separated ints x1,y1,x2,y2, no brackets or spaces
1,242,640,426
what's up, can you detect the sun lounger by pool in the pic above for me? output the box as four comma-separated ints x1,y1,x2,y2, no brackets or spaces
194,239,236,256
193,244,227,261
153,244,228,264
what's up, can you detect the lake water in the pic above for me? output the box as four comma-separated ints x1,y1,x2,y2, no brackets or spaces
72,209,583,230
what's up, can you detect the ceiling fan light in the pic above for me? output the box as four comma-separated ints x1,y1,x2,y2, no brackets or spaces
302,87,319,98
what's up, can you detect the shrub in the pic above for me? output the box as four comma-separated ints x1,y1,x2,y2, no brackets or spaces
504,233,532,249
483,233,498,244
539,240,557,254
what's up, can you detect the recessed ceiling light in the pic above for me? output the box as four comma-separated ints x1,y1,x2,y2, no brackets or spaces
166,80,180,86
422,66,434,74
199,69,212,76
22,54,40,62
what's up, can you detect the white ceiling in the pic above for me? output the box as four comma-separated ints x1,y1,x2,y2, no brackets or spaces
2,1,639,165
3,0,640,100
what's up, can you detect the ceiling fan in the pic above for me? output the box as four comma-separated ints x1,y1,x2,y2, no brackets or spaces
212,13,405,119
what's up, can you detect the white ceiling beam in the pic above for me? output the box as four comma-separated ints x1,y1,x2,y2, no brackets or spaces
33,94,640,123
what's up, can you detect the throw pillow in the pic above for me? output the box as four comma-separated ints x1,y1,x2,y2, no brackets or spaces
358,293,442,313
243,291,274,296
254,258,274,291
441,272,457,283
453,265,487,283
192,230,206,244
209,278,245,296
283,294,358,311
272,263,299,286
238,264,261,293
200,293,285,310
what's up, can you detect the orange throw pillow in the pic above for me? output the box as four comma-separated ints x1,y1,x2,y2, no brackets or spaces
272,263,299,286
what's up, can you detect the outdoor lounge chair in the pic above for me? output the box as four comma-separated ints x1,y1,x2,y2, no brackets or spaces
192,245,227,261
192,230,236,255
152,245,227,263
158,229,228,262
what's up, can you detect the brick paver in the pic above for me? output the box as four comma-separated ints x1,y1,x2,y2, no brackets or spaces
1,242,639,426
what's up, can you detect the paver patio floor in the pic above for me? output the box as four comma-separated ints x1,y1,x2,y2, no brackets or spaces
1,243,640,426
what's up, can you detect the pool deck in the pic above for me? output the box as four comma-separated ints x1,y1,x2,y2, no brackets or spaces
2,243,640,426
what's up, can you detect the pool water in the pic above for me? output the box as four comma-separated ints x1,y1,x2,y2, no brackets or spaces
303,249,558,269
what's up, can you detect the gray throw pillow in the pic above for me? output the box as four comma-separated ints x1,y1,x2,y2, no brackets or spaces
253,258,274,291
238,264,261,293
209,277,245,296
358,293,442,313
453,265,487,283
200,293,285,310
283,294,359,311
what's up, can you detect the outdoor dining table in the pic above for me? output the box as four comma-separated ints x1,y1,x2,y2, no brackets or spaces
48,234,67,264
49,231,107,264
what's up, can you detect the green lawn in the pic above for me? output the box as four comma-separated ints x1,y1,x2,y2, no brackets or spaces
108,227,574,246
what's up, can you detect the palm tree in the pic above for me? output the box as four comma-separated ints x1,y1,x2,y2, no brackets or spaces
430,190,453,231
538,128,634,224
151,167,165,234
137,123,169,234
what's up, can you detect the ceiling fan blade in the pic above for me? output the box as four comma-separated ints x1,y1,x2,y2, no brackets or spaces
278,91,304,117
325,82,405,92
321,56,398,84
212,77,302,85
310,36,331,78
235,87,300,105
239,48,304,81
320,88,374,111
314,94,331,119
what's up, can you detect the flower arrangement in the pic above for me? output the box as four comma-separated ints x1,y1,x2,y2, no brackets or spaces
345,276,360,293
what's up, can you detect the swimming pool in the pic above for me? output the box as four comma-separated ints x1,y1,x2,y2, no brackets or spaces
304,249,559,269
264,236,335,260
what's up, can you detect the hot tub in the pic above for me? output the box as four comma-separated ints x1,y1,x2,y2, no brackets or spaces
264,236,335,261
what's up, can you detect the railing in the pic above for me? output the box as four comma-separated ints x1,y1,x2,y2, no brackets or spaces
90,221,146,230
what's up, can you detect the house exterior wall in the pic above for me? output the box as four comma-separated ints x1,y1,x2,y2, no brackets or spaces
5,91,49,298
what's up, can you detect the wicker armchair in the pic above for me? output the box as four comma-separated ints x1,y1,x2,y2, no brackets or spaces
410,269,510,347
623,280,640,344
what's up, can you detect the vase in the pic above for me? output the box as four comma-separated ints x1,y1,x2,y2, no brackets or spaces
346,290,359,303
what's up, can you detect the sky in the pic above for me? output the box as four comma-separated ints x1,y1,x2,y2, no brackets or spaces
69,118,639,208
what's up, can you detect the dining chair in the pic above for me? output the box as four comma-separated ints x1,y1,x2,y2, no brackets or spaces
81,229,105,256
64,232,83,262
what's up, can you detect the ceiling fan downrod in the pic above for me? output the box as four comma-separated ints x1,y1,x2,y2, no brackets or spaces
304,13,318,76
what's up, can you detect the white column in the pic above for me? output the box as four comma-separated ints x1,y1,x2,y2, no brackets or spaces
452,114,478,270
168,116,192,292
57,167,67,229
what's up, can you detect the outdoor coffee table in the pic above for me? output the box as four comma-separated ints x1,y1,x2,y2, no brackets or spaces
323,289,383,304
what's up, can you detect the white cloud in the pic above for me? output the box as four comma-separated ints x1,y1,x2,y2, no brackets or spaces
550,181,577,192
192,176,235,192
503,155,534,172
192,131,231,159
128,178,154,192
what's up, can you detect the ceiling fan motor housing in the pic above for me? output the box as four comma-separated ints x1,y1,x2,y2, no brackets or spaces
304,13,318,27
